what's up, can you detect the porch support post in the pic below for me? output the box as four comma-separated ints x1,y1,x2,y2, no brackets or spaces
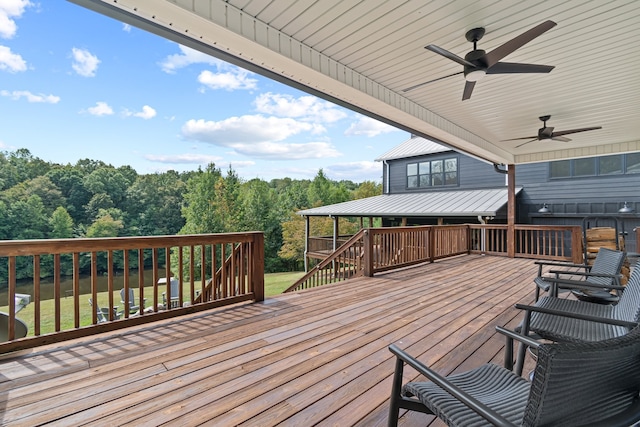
507,164,516,258
304,215,309,272
332,216,339,252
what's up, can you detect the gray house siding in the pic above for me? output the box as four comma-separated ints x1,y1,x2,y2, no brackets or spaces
381,151,640,252
384,151,505,194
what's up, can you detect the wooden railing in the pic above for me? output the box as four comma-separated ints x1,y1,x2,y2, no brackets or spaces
285,230,367,292
286,225,469,292
469,224,582,263
307,235,354,257
288,224,582,293
366,225,469,273
0,232,264,353
194,240,254,302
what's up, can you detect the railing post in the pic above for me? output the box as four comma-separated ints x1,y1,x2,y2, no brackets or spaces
252,233,265,302
429,226,435,263
572,226,584,264
363,229,373,277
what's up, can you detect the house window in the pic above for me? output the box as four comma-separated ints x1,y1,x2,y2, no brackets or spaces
550,160,570,178
574,158,596,177
627,153,640,174
550,154,640,179
599,155,623,175
407,157,457,188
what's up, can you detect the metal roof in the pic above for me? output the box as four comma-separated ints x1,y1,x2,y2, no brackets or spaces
298,187,521,218
72,1,640,165
375,135,450,162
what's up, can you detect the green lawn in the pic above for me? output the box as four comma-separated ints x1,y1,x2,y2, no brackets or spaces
2,270,306,337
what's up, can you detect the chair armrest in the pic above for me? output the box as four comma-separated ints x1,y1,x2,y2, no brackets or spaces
495,326,541,349
548,270,620,280
515,304,638,328
541,276,625,291
388,344,514,427
534,260,587,269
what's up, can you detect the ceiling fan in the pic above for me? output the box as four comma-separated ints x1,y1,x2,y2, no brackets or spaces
403,20,557,100
502,115,603,148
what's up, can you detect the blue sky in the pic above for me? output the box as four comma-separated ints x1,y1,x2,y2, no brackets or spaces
0,1,406,182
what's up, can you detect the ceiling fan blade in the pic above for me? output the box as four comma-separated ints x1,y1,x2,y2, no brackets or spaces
402,71,463,92
462,81,475,100
487,62,555,74
515,138,537,148
426,45,476,67
484,20,557,67
501,136,538,141
551,126,602,137
551,136,572,142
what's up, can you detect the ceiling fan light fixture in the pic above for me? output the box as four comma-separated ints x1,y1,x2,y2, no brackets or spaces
464,69,486,82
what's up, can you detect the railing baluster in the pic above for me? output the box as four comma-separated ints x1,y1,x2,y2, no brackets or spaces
34,255,41,335
54,253,61,331
73,252,80,328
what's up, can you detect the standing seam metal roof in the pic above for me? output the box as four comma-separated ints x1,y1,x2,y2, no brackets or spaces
375,135,450,162
297,187,521,217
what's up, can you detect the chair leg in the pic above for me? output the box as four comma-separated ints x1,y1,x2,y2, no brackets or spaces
515,311,532,376
535,286,540,302
388,356,404,427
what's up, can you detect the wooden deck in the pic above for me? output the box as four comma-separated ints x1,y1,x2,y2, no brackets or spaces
0,254,542,426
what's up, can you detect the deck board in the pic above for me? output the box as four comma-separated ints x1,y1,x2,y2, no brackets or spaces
0,254,548,426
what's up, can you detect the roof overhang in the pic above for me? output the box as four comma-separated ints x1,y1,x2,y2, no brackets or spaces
69,1,640,165
298,187,521,218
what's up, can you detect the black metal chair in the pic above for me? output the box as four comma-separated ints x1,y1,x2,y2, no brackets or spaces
533,247,625,303
511,264,640,375
388,325,640,427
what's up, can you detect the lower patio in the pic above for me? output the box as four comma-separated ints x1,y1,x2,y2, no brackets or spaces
0,254,540,426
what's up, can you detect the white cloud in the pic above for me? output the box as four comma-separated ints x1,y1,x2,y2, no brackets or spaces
231,140,341,160
197,69,257,91
254,92,347,123
325,161,382,181
85,101,113,116
182,115,325,144
160,44,258,91
0,0,31,39
0,45,26,72
345,116,399,137
1,89,59,103
145,153,223,164
123,105,156,119
181,115,339,160
122,23,131,32
160,44,223,73
71,47,100,77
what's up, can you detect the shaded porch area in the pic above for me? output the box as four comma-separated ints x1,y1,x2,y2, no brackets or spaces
0,254,539,426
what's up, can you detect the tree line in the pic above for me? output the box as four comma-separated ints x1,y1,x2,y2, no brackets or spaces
0,149,381,281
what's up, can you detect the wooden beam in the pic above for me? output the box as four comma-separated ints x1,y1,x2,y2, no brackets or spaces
507,164,516,258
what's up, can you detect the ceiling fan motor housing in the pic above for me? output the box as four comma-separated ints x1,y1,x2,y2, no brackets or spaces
464,49,488,79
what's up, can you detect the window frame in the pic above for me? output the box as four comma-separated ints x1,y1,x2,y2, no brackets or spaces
406,156,458,189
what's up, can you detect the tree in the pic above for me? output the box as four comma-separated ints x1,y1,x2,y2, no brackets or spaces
50,207,74,238
86,209,123,238
46,166,93,225
124,171,186,236
353,180,382,199
239,179,284,272
83,167,130,209
180,163,223,234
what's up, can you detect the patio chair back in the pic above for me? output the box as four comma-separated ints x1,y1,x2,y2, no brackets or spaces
585,247,625,287
522,325,640,426
613,265,640,323
120,288,141,313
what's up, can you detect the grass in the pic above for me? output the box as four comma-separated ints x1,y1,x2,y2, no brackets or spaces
2,270,306,338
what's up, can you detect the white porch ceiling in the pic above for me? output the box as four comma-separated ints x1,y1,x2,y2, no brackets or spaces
70,0,640,165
